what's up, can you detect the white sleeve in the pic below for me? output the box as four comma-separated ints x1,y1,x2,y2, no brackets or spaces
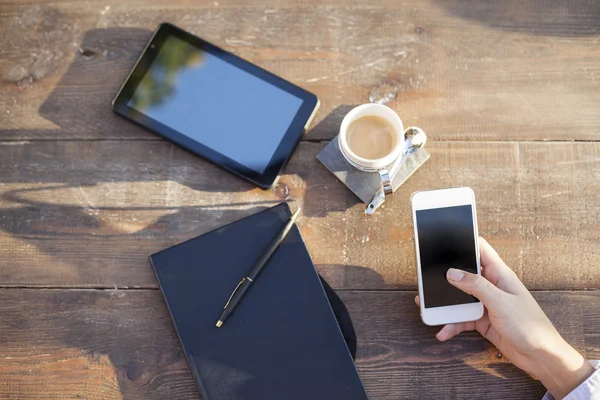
543,361,600,400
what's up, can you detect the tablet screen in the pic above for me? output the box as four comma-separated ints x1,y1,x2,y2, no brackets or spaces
128,35,304,174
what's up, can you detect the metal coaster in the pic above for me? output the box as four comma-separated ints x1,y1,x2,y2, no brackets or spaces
316,136,430,204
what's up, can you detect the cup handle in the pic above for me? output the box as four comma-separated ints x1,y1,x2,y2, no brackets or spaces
378,169,394,195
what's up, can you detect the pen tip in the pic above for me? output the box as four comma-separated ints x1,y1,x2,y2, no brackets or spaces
216,320,223,328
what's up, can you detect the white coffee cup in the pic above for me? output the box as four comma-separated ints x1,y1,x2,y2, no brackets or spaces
338,104,405,171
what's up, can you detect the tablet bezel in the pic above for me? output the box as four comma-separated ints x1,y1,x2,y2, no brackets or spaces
113,23,319,189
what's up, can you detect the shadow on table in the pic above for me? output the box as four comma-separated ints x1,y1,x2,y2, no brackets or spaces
2,258,547,398
303,104,358,141
340,284,548,399
0,26,359,265
38,27,257,194
0,183,275,245
435,0,600,37
294,104,362,218
0,264,427,399
2,27,359,214
0,27,370,398
317,263,387,290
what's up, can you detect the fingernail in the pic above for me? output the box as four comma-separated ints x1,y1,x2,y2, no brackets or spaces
447,268,465,282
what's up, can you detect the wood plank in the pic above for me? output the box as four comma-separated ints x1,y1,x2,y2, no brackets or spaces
1,140,600,290
2,1,600,141
347,290,600,399
0,289,597,399
0,289,197,400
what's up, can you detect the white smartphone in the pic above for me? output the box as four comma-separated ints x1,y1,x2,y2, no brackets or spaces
411,187,484,326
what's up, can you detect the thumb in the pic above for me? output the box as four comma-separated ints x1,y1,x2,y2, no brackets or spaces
447,268,505,305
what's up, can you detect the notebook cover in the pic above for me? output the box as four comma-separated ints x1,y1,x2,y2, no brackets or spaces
150,203,369,400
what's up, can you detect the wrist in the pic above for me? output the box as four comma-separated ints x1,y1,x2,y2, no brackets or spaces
533,339,594,399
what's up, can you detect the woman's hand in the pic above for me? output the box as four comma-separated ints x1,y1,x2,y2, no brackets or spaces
415,237,594,399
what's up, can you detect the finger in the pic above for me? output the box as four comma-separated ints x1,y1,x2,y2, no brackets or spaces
478,315,499,344
447,268,506,305
479,237,526,294
436,321,476,341
415,295,420,306
479,237,504,268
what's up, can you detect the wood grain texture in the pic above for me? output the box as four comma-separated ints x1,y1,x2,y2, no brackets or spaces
0,289,197,400
0,289,597,400
348,290,600,399
1,140,600,290
2,2,600,399
1,1,600,141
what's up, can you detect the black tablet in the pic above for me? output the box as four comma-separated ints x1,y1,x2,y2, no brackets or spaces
113,23,319,188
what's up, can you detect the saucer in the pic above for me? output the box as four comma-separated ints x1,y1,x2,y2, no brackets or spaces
316,136,430,204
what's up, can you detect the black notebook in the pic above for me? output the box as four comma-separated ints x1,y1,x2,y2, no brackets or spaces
150,203,369,400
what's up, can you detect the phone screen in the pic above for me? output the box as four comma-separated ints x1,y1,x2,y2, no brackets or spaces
415,205,479,308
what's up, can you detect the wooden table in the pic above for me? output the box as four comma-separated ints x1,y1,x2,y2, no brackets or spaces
1,1,599,398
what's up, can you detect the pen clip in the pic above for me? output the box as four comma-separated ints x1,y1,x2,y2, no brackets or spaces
224,278,246,309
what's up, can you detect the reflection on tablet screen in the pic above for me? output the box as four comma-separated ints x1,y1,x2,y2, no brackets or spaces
129,35,303,174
